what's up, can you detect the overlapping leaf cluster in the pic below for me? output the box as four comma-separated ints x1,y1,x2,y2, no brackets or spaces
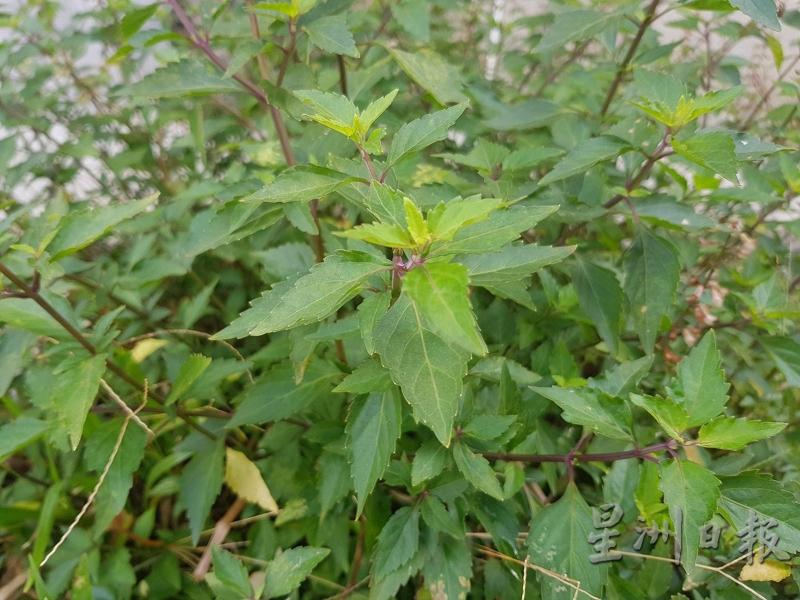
1,0,799,598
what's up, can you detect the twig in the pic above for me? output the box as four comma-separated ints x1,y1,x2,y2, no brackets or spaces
604,129,671,209
192,497,247,580
742,54,800,130
337,55,348,96
482,439,678,465
476,546,600,600
100,379,154,438
600,0,662,117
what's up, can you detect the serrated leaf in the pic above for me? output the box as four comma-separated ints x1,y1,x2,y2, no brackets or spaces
227,362,340,428
761,336,800,386
452,440,504,500
387,103,467,167
166,354,211,405
427,197,504,241
225,448,279,512
347,390,402,516
0,417,48,461
179,440,224,545
304,14,359,57
534,386,633,440
528,483,606,599
421,535,472,598
55,355,107,450
118,60,241,98
677,330,729,427
388,48,467,105
263,547,330,599
226,253,389,336
403,262,487,355
411,439,447,486
539,137,628,185
730,0,781,30
672,131,739,182
357,291,390,356
246,165,357,203
209,547,252,599
719,473,800,554
334,359,391,393
623,229,680,354
698,416,786,450
460,244,574,286
374,506,420,577
572,258,623,354
47,193,158,260
336,222,414,248
374,294,468,446
659,459,720,572
630,393,688,440
535,9,618,53
434,204,559,256
0,298,72,339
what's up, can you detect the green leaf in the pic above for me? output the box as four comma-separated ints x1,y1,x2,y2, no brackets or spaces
347,390,402,516
333,358,391,393
166,354,211,405
178,440,224,545
672,131,739,182
698,416,786,450
528,483,606,599
434,204,559,256
761,336,800,385
246,166,357,203
118,60,241,98
31,482,62,564
388,48,467,105
623,229,680,354
730,0,781,30
411,439,447,487
86,420,147,532
263,547,330,599
56,355,107,450
228,362,340,428
462,414,516,441
374,294,468,446
0,417,48,460
452,440,504,500
208,547,252,600
533,386,633,441
120,4,158,39
677,330,729,427
374,506,420,579
594,355,653,397
336,222,414,248
659,459,720,572
535,8,619,54
357,291,390,356
403,262,487,356
404,197,430,245
226,253,389,336
539,137,628,185
0,298,73,339
719,473,800,554
572,258,623,354
387,103,467,167
629,394,688,440
420,495,462,538
483,99,561,131
304,14,359,57
421,535,473,598
359,89,398,133
460,244,575,286
427,197,504,241
47,193,158,260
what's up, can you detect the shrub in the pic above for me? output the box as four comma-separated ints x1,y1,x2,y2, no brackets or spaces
1,0,799,598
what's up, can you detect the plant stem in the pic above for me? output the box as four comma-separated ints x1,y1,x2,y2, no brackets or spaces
600,0,662,117
0,262,217,439
482,439,679,465
604,129,671,209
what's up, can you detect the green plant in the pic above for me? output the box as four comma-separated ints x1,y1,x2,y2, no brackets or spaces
1,0,799,598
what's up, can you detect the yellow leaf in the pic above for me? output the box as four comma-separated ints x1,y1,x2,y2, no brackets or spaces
130,338,168,363
739,557,791,582
224,448,279,512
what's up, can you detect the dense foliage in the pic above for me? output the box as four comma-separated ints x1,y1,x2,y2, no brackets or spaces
1,0,800,598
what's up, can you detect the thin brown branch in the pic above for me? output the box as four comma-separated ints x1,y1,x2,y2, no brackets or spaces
604,129,671,209
600,0,662,117
742,53,800,130
192,497,247,580
482,439,679,465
